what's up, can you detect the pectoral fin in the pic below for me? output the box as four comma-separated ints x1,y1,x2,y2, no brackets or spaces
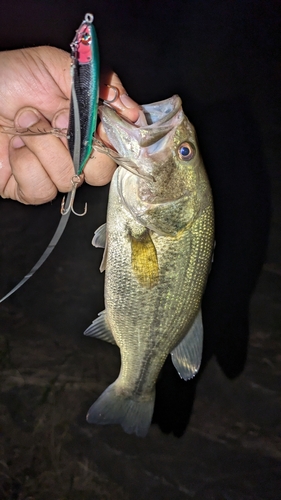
92,223,107,272
99,244,108,272
92,223,106,248
84,310,116,345
171,309,203,380
130,229,159,289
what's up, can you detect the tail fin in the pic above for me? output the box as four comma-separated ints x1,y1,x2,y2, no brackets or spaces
87,381,155,437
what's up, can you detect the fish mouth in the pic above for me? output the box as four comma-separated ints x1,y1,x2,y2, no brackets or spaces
99,95,183,160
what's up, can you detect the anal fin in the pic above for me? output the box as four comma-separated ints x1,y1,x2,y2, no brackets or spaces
171,309,203,380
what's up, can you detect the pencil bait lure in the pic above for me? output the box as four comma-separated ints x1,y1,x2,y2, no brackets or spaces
68,12,99,175
61,12,99,216
0,13,99,303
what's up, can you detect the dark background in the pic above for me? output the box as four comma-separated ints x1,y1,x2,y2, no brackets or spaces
0,1,280,499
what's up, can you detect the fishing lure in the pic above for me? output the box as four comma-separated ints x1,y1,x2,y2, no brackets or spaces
62,12,99,215
0,13,99,303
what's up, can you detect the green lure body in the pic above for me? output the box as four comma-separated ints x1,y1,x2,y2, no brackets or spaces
67,12,99,175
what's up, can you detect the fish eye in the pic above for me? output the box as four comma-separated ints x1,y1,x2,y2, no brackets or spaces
178,142,194,161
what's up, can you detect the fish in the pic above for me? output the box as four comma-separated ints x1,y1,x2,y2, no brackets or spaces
84,95,214,437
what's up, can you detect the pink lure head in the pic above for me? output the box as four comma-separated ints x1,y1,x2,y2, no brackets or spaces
70,14,93,64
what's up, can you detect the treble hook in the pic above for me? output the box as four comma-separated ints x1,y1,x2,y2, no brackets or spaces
61,174,87,216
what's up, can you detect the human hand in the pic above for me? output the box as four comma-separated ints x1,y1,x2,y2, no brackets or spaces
0,46,140,204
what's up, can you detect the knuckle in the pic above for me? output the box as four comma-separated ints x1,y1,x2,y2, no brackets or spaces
84,155,116,186
18,183,57,204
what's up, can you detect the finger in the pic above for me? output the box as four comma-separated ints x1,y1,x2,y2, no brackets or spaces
100,71,140,123
0,130,15,199
85,71,141,186
83,151,116,187
53,108,115,186
83,124,116,186
100,69,127,100
14,107,75,193
83,72,141,186
9,135,57,204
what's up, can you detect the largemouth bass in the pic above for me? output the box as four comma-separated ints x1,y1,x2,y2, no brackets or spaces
84,95,214,437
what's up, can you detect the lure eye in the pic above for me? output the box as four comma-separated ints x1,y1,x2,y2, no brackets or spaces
178,142,194,161
81,33,92,45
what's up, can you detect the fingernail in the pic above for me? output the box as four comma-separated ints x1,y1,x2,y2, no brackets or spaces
134,110,147,126
12,136,25,149
120,94,138,109
105,85,119,102
53,110,69,129
17,110,39,128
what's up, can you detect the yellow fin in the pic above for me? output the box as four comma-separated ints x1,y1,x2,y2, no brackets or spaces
130,229,159,288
